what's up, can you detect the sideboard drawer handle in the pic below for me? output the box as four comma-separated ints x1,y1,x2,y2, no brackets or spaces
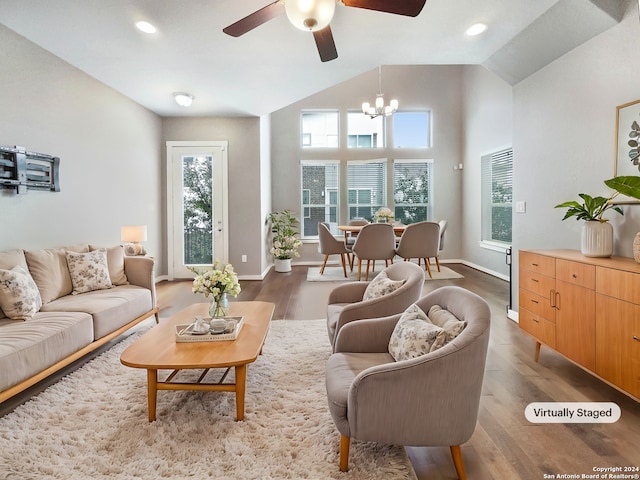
572,273,577,278
532,278,539,283
532,318,540,323
634,336,639,342
532,263,539,267
531,299,539,304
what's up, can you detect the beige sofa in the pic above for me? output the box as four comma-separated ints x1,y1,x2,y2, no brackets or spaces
0,244,159,403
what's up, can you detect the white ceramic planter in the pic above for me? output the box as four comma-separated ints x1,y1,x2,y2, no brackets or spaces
274,258,292,272
581,221,613,257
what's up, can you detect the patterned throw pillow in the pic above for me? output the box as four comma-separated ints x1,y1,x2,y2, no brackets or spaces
362,271,406,301
428,305,467,342
0,266,43,320
388,304,447,361
65,249,113,295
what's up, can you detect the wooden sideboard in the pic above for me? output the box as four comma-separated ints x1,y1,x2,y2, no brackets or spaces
519,249,640,400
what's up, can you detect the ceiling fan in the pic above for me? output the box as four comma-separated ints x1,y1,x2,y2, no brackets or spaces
223,0,427,62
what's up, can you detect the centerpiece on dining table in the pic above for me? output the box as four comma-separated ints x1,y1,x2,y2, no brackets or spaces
374,207,395,223
188,261,241,319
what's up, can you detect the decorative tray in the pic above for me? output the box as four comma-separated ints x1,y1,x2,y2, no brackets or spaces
175,316,244,343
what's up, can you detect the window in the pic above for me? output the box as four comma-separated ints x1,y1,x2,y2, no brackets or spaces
300,161,340,237
347,112,384,148
481,148,513,244
301,111,339,148
347,159,387,222
393,111,431,148
393,160,433,224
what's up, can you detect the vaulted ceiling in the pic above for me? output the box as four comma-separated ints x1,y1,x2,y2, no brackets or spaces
0,0,626,117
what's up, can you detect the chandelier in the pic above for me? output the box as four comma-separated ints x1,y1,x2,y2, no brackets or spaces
362,66,398,118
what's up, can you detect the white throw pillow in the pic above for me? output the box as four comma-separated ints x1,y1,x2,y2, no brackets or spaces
65,249,113,295
427,305,467,342
388,304,446,361
363,271,406,301
0,266,43,320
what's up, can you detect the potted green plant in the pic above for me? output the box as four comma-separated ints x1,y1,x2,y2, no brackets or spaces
555,176,640,257
267,209,303,272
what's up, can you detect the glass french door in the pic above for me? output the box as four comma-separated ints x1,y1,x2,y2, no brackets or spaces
167,141,228,279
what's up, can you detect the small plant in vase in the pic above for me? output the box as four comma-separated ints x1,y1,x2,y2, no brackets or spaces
554,176,640,258
374,207,394,223
267,209,302,272
188,261,241,318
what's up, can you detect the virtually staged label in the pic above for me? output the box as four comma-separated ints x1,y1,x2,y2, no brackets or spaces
525,402,621,423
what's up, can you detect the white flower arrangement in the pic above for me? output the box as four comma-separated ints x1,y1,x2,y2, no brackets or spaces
188,261,241,300
271,236,303,260
374,207,395,222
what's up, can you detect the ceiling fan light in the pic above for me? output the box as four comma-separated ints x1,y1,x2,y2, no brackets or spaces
285,0,336,32
375,95,384,109
362,102,370,114
174,92,194,107
390,99,399,110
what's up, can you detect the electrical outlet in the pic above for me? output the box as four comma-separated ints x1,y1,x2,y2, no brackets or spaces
241,255,247,262
516,201,526,213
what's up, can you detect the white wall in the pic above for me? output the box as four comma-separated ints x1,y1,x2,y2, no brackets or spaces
0,25,162,263
270,65,465,264
461,65,514,279
512,5,640,309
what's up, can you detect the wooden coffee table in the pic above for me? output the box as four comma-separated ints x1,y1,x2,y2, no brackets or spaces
120,301,274,422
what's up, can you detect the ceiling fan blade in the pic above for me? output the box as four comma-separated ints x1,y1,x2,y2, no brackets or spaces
223,2,285,37
342,0,427,17
313,26,338,62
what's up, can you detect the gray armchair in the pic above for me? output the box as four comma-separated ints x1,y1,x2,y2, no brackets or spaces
325,286,491,478
326,261,424,349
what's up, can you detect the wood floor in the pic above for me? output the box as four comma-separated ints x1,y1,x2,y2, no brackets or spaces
3,262,639,479
157,263,640,479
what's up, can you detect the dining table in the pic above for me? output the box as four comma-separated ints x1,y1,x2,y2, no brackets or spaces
337,224,406,236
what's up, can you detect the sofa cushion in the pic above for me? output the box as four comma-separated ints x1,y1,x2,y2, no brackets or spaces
90,245,129,286
388,304,446,361
25,245,89,304
41,285,153,340
65,249,113,295
362,271,406,301
0,311,94,392
427,305,467,343
0,266,43,320
0,249,29,319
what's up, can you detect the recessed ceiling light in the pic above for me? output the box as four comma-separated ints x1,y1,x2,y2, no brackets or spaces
174,92,194,107
466,23,487,36
135,21,157,34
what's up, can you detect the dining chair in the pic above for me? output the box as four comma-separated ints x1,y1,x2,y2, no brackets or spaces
352,223,396,281
318,222,350,277
395,221,441,278
344,219,369,270
438,220,448,251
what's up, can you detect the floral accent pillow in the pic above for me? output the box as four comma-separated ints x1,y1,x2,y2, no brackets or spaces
363,271,406,301
0,266,43,320
65,249,113,295
428,305,467,342
388,304,446,361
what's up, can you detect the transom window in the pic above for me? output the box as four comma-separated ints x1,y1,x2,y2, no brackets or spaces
393,111,431,148
301,111,339,148
347,112,384,148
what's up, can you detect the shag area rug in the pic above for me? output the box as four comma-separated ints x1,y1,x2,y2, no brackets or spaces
307,265,464,282
0,319,417,480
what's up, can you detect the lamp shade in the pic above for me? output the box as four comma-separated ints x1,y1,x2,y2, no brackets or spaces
121,225,147,243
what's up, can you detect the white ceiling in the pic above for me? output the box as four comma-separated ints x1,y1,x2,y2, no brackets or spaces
0,0,626,117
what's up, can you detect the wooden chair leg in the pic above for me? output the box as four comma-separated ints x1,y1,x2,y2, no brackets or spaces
424,258,433,278
340,254,347,277
450,445,466,480
340,435,350,472
320,255,329,274
365,260,372,281
357,259,362,281
435,256,441,272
